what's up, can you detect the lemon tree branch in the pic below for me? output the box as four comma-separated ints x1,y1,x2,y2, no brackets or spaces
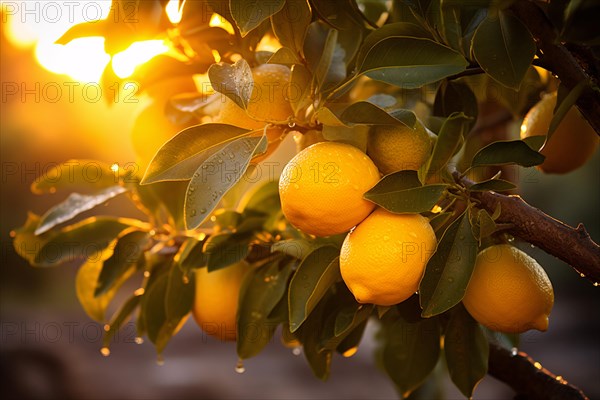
488,343,589,400
455,172,600,283
510,1,600,135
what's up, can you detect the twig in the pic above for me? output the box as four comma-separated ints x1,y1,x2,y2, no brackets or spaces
488,343,589,400
510,1,600,136
455,173,600,283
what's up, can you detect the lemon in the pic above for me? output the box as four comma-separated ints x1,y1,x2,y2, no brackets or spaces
192,261,249,341
521,91,599,174
339,208,437,306
367,120,432,174
463,244,554,333
279,142,380,237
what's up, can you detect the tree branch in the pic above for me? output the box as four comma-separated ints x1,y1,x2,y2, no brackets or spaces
455,173,600,283
488,343,589,400
510,1,600,135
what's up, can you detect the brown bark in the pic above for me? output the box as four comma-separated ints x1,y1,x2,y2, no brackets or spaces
488,343,589,400
510,1,600,135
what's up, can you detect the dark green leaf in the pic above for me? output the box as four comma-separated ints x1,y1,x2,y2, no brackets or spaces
419,212,478,317
33,217,147,267
142,123,251,184
239,180,281,215
445,304,489,398
321,125,369,152
35,186,127,235
420,113,471,182
271,239,318,260
30,159,119,194
230,0,286,36
380,316,441,398
271,0,311,54
429,212,453,234
477,209,497,242
289,246,341,332
367,170,422,192
522,135,546,151
203,232,252,271
184,135,268,229
237,258,292,359
471,140,545,168
340,102,416,127
295,299,332,380
166,263,195,322
336,319,368,356
95,230,150,296
433,80,478,127
364,184,448,214
472,11,536,89
208,59,254,109
267,47,301,65
102,294,142,348
177,237,207,276
359,37,468,88
288,64,312,115
334,303,372,337
141,272,169,346
468,179,516,192
549,80,588,138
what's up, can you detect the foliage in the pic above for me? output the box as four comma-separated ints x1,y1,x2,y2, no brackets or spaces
12,0,598,398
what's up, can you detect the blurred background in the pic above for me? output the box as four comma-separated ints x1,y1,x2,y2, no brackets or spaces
1,2,599,399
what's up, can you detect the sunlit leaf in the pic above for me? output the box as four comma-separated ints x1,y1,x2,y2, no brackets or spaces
419,212,478,317
30,159,119,195
102,294,142,348
271,0,311,55
177,237,207,276
470,140,545,168
271,239,319,260
327,102,416,127
288,64,312,115
267,47,301,65
365,184,448,214
239,180,281,215
142,124,251,184
289,247,341,332
208,59,254,109
445,304,489,398
35,186,127,235
184,135,268,229
472,10,536,89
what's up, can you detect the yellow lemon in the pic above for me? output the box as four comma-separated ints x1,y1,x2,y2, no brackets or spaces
521,91,599,174
340,208,437,306
463,244,554,333
367,120,432,174
279,142,380,237
192,261,249,341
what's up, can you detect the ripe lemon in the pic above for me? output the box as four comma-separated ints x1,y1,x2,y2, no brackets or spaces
339,208,437,306
367,120,432,174
279,142,380,237
463,244,554,333
521,91,599,174
192,261,249,341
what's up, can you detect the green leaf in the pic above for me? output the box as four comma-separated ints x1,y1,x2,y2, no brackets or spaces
366,170,422,192
364,184,448,214
237,258,292,359
420,112,471,181
522,135,546,151
314,28,343,91
230,0,286,36
184,135,268,229
102,293,142,348
271,0,311,54
141,272,169,346
142,123,251,184
12,213,50,265
33,217,147,267
30,159,119,195
477,208,497,242
336,102,417,127
177,237,207,276
470,140,545,168
472,10,536,89
203,232,252,271
445,304,489,398
419,212,478,317
320,302,373,353
271,239,318,260
295,299,333,380
321,125,369,152
433,80,478,125
35,186,127,235
334,303,372,338
208,59,254,109
549,80,588,138
380,316,441,398
288,64,312,115
468,179,516,192
359,37,468,89
267,47,300,65
429,211,453,234
95,229,150,296
239,180,281,215
76,248,130,322
289,246,341,332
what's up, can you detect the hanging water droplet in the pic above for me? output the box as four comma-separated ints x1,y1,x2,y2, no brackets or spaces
103,324,111,332
511,347,518,357
143,271,150,278
135,337,144,345
182,275,190,284
593,282,599,287
156,355,165,366
580,273,585,278
100,347,110,357
292,347,302,356
342,346,358,358
534,362,542,370
235,359,245,373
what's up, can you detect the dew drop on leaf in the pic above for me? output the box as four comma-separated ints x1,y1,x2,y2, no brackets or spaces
200,208,207,214
511,347,518,356
190,209,197,217
156,355,165,366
